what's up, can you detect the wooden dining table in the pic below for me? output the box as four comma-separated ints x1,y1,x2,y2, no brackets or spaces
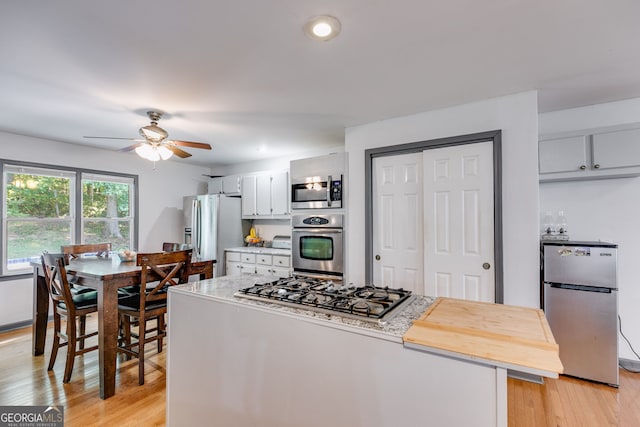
32,255,214,399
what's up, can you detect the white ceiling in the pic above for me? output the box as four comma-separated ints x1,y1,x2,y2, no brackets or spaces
1,1,639,167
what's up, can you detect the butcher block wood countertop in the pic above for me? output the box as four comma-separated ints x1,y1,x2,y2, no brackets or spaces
403,297,563,377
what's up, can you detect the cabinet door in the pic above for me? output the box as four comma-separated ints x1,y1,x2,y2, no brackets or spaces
222,174,242,195
270,171,289,216
255,265,272,275
592,128,640,169
208,177,223,194
256,175,272,216
271,266,291,278
226,261,242,276
539,136,589,174
241,176,257,217
240,263,256,274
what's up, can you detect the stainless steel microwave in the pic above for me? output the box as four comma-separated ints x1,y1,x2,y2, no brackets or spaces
290,153,345,210
291,175,342,209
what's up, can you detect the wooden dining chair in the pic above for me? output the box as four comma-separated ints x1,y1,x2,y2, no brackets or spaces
61,242,112,264
60,243,112,347
117,249,192,385
41,253,99,383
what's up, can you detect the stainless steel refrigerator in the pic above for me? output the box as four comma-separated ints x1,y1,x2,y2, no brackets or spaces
183,195,245,276
542,241,619,386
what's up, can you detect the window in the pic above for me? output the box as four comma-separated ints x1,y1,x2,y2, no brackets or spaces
82,174,134,251
1,161,137,276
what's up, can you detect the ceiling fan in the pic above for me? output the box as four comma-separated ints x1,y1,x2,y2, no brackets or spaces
84,111,212,161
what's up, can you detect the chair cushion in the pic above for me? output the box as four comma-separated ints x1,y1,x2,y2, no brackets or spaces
69,284,96,295
57,291,98,310
118,293,167,311
117,285,141,296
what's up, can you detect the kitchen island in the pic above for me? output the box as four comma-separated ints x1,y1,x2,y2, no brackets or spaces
167,276,561,427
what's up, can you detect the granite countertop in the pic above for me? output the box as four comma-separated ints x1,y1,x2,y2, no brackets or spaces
225,247,291,256
171,275,434,341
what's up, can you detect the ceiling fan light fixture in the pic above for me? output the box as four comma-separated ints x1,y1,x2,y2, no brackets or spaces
157,145,174,160
304,15,341,41
135,144,159,161
134,143,174,161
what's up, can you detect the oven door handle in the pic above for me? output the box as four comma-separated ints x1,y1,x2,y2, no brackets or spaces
292,228,343,234
326,175,332,207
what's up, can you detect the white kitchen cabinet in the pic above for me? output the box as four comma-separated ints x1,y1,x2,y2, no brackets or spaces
592,128,640,169
242,171,290,219
209,174,242,195
271,255,291,278
270,171,289,215
225,251,256,275
225,251,242,276
223,174,242,195
225,249,292,278
539,136,588,174
539,126,640,182
241,175,257,217
256,175,272,216
208,177,223,194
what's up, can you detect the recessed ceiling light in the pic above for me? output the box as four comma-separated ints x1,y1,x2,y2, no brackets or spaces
304,15,341,41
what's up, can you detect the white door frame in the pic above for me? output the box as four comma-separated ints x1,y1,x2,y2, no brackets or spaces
364,130,504,303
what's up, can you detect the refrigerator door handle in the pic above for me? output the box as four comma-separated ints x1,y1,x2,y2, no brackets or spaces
192,198,201,258
548,282,613,293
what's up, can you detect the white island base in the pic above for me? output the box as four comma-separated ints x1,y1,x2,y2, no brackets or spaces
167,284,510,427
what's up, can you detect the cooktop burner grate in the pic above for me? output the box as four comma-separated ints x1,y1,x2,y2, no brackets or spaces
235,277,414,323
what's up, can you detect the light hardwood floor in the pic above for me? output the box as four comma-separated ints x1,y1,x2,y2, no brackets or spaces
0,319,165,426
1,318,639,426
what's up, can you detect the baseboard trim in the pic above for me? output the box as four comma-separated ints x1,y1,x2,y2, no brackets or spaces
507,369,543,384
620,358,640,371
0,319,35,333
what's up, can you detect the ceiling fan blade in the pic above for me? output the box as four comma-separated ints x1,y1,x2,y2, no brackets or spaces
166,145,192,158
84,136,146,141
169,140,212,150
119,143,146,152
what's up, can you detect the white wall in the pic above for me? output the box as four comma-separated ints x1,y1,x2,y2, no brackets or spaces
539,97,640,360
345,91,540,308
0,131,210,327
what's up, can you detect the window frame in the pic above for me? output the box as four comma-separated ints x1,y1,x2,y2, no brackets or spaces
1,159,139,278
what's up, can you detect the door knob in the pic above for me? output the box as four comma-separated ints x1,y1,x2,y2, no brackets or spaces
482,262,491,270
375,255,381,261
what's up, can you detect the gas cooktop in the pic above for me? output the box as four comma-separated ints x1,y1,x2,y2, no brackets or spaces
234,276,414,324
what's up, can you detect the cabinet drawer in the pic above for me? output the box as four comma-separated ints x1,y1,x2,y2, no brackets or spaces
272,255,290,268
256,254,272,265
226,252,241,262
241,253,256,263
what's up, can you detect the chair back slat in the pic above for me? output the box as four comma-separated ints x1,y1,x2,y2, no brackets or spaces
41,253,74,310
136,250,192,309
61,243,111,264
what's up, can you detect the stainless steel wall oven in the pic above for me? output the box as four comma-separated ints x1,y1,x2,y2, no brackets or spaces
292,213,343,279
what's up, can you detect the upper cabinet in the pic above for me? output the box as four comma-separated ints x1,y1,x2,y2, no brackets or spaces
539,127,640,182
242,171,290,219
208,174,242,196
539,136,588,174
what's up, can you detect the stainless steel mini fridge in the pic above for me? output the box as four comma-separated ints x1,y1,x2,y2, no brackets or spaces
542,241,619,386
